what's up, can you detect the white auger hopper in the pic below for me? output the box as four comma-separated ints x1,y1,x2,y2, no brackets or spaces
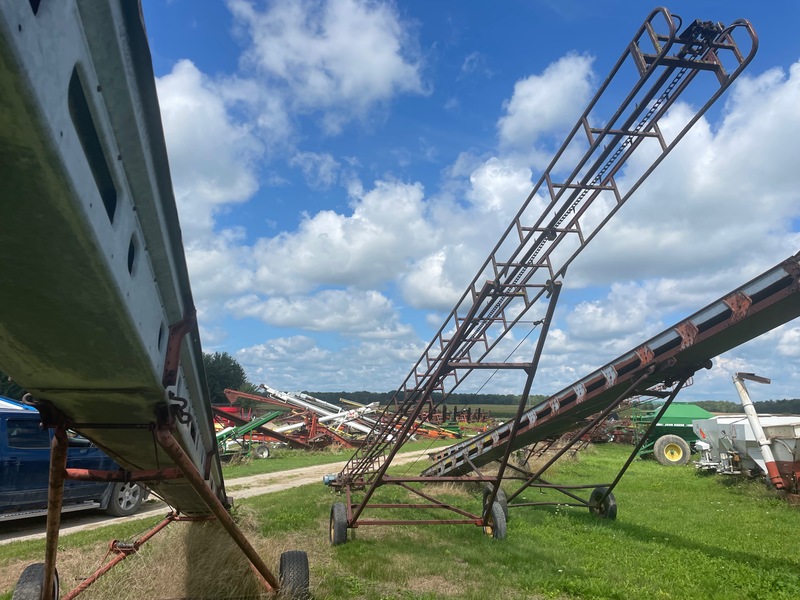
694,415,800,493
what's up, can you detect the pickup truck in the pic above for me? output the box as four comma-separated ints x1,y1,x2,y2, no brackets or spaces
0,400,144,522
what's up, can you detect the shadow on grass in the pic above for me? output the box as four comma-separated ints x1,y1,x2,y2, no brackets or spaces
540,506,799,574
183,521,266,599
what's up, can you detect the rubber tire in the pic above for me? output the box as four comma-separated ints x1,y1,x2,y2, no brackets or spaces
483,501,507,540
329,502,348,546
253,444,270,459
653,434,691,466
104,482,144,517
482,486,509,522
12,563,58,600
589,486,617,520
279,550,310,599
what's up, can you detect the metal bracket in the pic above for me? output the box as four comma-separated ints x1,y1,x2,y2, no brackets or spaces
168,391,191,425
634,345,655,367
162,310,196,387
675,321,700,349
601,365,618,388
23,395,71,430
722,291,752,322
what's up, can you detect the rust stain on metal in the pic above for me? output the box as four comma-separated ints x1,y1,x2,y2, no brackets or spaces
634,345,655,366
65,467,183,482
161,310,196,387
675,321,700,349
601,365,618,389
722,291,752,322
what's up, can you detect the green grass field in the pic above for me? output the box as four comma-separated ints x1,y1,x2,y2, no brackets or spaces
2,444,798,599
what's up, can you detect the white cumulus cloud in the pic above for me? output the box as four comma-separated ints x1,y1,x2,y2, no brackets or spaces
251,180,436,294
226,289,411,337
156,60,264,244
497,53,594,153
569,61,800,288
290,151,341,190
229,0,426,133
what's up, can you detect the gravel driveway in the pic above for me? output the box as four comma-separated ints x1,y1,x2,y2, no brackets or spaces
0,449,433,545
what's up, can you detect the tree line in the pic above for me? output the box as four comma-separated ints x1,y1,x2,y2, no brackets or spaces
693,399,800,414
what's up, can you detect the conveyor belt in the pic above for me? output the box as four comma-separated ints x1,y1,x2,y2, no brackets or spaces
423,252,800,477
0,1,223,514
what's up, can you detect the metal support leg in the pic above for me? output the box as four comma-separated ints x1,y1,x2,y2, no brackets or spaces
507,368,653,504
350,281,497,524
155,427,280,592
43,425,68,600
485,282,562,521
597,373,693,503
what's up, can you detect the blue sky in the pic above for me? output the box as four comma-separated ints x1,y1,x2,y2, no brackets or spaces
141,0,800,402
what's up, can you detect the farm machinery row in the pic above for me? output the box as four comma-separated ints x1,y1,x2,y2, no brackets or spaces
576,371,800,494
215,386,460,458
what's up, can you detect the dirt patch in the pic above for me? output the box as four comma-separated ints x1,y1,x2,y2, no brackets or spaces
403,574,462,597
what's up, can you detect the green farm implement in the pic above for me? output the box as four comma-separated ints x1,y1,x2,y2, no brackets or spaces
216,410,283,459
632,403,714,466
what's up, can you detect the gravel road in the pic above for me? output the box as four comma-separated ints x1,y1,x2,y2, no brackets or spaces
0,449,433,545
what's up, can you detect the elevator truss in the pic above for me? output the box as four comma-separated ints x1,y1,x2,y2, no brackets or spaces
327,8,758,539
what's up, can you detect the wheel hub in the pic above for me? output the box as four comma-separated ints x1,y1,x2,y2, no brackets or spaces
664,443,683,461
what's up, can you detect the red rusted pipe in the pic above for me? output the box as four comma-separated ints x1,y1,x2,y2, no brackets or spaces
61,514,177,600
162,311,196,386
42,425,69,600
65,467,183,481
62,552,128,600
155,427,280,592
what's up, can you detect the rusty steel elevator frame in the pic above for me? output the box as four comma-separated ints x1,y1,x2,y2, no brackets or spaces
328,8,758,541
422,253,800,517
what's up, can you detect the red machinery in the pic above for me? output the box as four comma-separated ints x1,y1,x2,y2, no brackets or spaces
222,388,361,449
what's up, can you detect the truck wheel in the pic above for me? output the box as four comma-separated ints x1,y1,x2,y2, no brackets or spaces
12,563,58,600
329,502,348,546
653,435,691,466
105,482,144,517
589,486,617,520
279,550,310,599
